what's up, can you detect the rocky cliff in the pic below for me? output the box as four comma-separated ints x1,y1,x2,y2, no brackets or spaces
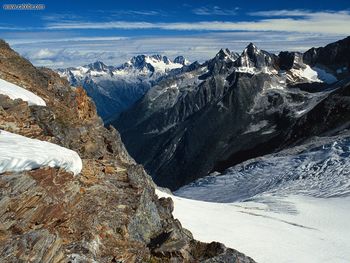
0,40,255,262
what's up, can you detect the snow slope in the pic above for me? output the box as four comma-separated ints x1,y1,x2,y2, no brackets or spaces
157,190,350,263
165,132,350,263
0,78,46,106
0,130,82,175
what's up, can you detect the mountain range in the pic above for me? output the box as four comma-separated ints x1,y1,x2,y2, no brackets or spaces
111,36,350,190
58,37,350,191
57,55,189,122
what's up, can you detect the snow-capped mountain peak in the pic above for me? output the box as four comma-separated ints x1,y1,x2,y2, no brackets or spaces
119,54,186,74
57,54,189,121
244,42,258,53
215,48,239,61
87,60,110,71
236,42,277,70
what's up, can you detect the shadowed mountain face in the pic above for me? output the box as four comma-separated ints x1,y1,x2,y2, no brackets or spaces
303,36,350,79
114,37,350,191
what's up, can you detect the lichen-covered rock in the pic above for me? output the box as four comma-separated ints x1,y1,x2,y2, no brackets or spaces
0,39,255,262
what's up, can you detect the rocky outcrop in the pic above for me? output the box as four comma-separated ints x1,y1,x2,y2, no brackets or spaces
303,36,350,78
0,39,255,262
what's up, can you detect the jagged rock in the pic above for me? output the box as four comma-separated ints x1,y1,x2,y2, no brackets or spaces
235,43,278,70
0,39,255,262
303,36,350,78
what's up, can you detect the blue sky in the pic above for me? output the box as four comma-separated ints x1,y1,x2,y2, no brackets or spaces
1,0,349,68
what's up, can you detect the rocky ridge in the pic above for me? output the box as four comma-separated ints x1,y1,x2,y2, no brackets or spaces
0,40,254,262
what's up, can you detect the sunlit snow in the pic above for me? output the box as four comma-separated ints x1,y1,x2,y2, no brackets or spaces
166,132,350,263
0,130,82,175
157,190,350,263
0,78,46,106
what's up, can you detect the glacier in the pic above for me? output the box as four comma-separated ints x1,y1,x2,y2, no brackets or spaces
168,132,350,263
157,190,350,263
176,133,350,202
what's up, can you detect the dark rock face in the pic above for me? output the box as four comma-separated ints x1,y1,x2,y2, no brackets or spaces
0,39,255,262
83,78,150,123
174,55,189,66
114,37,350,191
278,51,297,71
303,36,350,78
282,78,350,147
235,43,278,70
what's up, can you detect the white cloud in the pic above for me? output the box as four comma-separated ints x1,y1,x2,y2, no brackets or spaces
30,48,56,59
41,13,82,21
110,10,160,16
9,31,346,68
45,10,350,35
8,36,129,45
249,9,349,17
193,6,238,16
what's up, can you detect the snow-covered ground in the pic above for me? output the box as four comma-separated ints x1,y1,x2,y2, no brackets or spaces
163,132,350,263
0,78,46,106
157,190,350,263
0,130,82,175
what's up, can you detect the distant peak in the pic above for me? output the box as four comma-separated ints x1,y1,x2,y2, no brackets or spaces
216,48,235,60
218,48,230,55
243,43,259,54
150,54,163,61
247,42,256,48
235,42,277,69
130,54,168,65
174,55,190,65
86,61,108,71
92,60,106,66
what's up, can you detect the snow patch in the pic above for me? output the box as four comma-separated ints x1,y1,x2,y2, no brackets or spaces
236,66,278,75
144,57,183,73
243,120,269,134
0,130,82,175
290,65,322,83
313,67,338,84
0,78,46,106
